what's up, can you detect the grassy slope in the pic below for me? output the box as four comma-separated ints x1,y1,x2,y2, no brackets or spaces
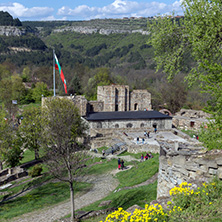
0,151,159,221
0,181,91,220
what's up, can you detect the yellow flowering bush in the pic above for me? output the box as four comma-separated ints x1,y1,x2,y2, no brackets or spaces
100,180,222,222
100,204,169,222
169,180,221,211
169,182,192,196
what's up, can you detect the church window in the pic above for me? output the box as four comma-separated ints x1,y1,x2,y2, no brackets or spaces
115,124,119,128
134,103,138,110
140,123,144,128
126,123,133,128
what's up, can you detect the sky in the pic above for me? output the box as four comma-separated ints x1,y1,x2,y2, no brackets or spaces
0,0,184,21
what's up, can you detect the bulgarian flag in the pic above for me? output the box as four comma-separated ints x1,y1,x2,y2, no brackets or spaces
54,53,68,94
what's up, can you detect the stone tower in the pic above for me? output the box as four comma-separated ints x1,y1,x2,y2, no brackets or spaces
97,85,130,111
130,89,152,111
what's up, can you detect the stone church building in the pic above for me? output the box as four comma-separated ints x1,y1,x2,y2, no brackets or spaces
42,85,172,131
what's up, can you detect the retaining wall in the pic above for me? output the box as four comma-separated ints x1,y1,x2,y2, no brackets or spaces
157,141,222,199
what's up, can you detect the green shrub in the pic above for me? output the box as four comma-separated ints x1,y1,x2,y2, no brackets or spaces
29,164,43,177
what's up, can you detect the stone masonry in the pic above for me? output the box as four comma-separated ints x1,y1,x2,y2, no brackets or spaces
97,85,130,111
130,90,152,111
97,85,152,112
42,85,152,116
172,109,212,130
157,140,222,199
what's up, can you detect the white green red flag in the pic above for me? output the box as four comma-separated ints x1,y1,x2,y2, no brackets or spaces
54,53,67,94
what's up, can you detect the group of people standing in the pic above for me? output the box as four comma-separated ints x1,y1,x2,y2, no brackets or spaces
118,158,125,170
141,153,153,161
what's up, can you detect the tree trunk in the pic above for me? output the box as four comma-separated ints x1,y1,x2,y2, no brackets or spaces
70,182,75,222
0,161,3,171
34,149,39,160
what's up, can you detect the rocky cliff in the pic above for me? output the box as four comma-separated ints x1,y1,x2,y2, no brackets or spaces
53,26,149,35
0,26,27,36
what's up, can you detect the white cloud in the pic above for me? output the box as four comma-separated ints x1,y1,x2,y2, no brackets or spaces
0,2,53,19
57,0,184,20
0,0,183,21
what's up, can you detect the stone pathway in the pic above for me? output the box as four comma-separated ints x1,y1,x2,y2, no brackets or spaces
12,174,119,222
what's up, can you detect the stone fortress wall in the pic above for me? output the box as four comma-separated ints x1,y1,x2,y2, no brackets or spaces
42,85,152,116
130,89,152,111
157,140,222,199
172,109,212,130
97,85,130,111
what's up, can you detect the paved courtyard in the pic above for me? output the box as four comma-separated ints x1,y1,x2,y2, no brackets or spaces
127,130,190,146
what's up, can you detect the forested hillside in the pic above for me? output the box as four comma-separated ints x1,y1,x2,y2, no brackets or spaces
0,11,208,113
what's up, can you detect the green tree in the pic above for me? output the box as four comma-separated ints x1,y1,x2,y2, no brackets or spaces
33,66,52,88
0,64,11,81
0,75,25,116
19,106,42,160
0,105,7,170
0,78,16,117
32,82,52,102
0,105,22,168
42,98,88,222
22,66,31,82
159,76,187,114
3,132,23,167
148,0,222,149
11,75,26,102
85,67,113,100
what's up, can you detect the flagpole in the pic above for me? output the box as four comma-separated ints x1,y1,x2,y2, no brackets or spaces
53,49,56,97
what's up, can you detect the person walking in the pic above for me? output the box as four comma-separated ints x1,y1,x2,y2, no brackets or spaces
102,149,105,156
121,159,124,170
118,158,121,170
137,137,139,144
141,154,144,162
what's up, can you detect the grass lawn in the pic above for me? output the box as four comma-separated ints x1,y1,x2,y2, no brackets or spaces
0,180,92,220
0,153,159,221
85,157,118,175
116,154,159,188
20,149,35,164
19,102,41,111
63,181,157,222
82,181,157,212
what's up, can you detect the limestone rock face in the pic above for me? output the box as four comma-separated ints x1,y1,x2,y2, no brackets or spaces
0,26,27,36
54,26,149,35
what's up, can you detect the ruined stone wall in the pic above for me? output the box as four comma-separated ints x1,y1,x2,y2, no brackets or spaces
172,109,212,130
97,85,130,111
72,95,88,116
157,141,222,199
42,95,88,116
88,118,172,130
88,101,104,112
130,90,152,111
172,116,210,130
175,109,212,118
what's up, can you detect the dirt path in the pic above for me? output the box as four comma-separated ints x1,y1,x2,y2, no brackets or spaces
12,174,119,222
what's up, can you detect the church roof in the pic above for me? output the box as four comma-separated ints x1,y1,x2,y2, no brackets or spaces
85,110,172,121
